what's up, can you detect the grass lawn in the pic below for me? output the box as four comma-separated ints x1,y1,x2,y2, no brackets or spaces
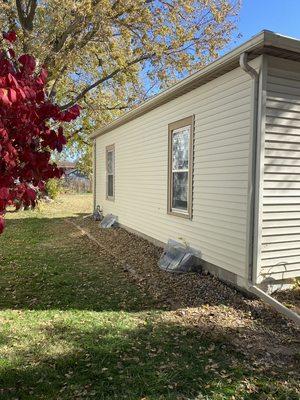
0,194,299,399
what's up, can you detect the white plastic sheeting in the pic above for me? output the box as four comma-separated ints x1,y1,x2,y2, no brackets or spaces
158,239,201,273
100,214,118,228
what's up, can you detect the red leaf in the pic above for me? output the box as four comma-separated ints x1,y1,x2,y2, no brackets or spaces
18,54,36,74
0,187,9,200
3,31,17,44
0,88,12,106
7,88,17,103
62,104,81,121
36,68,48,85
0,216,5,234
26,187,36,202
8,48,15,58
38,181,45,191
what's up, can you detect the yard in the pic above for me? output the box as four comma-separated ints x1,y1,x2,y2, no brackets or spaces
0,194,299,400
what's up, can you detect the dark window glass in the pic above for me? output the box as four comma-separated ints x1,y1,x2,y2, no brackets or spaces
107,175,114,198
172,171,188,210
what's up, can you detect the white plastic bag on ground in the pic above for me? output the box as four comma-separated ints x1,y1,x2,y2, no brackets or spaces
158,239,201,273
100,214,117,228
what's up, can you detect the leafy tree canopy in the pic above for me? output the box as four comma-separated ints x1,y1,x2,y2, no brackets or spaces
0,0,240,170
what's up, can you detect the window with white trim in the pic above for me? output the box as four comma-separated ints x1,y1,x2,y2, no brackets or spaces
168,117,193,218
106,145,115,200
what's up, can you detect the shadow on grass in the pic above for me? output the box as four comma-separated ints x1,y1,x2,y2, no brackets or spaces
0,216,158,312
1,318,299,400
0,215,299,323
0,209,299,399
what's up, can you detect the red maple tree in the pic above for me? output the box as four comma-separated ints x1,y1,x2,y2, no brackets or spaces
0,31,80,234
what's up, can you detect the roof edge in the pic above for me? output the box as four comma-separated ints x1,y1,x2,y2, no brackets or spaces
91,30,298,139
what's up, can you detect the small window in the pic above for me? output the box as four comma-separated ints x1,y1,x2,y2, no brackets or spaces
106,144,115,200
168,116,194,218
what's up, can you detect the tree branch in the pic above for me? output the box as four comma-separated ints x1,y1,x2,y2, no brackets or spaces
82,95,131,112
49,65,67,100
43,17,84,67
105,105,130,111
66,128,90,146
60,53,153,110
15,0,37,31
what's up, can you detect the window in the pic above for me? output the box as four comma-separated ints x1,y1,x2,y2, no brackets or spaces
106,144,115,200
168,116,194,218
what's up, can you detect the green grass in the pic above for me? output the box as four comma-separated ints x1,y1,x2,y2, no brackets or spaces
0,195,299,399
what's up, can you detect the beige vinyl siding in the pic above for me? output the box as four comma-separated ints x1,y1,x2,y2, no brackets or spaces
259,57,300,281
95,59,260,281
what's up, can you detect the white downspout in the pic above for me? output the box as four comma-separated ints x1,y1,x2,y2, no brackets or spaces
93,139,97,212
239,52,300,326
249,285,300,325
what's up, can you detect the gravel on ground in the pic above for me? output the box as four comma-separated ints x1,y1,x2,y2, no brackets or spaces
71,216,300,373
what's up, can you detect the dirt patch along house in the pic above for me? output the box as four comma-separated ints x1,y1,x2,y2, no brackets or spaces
91,30,300,296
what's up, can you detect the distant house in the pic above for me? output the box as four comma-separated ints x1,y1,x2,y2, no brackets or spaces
91,31,300,293
58,161,91,193
58,161,77,177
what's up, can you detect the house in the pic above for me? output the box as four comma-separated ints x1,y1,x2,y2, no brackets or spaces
91,31,300,294
58,161,77,176
58,161,92,193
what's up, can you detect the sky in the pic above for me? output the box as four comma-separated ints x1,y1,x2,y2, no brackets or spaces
231,0,300,49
